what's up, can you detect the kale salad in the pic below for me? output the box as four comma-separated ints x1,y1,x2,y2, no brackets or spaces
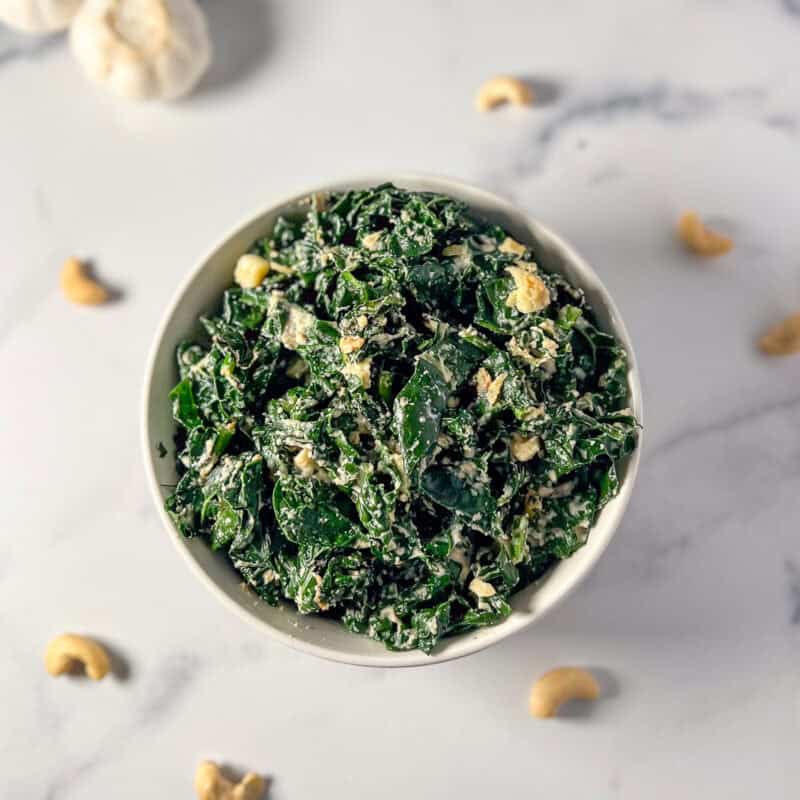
165,185,638,653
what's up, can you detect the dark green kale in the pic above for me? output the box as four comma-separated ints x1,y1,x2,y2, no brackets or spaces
165,184,639,653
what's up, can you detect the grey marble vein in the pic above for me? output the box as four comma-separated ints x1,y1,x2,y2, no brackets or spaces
137,652,200,724
587,165,624,185
647,392,800,465
785,560,800,624
764,114,798,133
0,29,62,67
484,82,785,185
33,185,54,226
44,759,98,800
38,652,203,799
780,0,800,17
507,84,720,178
607,387,800,587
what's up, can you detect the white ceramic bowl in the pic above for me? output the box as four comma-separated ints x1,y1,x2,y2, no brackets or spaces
142,174,643,667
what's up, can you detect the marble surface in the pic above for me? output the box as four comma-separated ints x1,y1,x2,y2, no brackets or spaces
1,1,799,797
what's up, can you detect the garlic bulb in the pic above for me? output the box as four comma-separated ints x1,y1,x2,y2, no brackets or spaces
0,0,82,33
70,0,211,101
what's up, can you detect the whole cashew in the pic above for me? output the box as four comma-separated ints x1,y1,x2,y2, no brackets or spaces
194,761,266,800
677,211,733,257
759,311,800,356
475,76,533,112
529,667,600,718
60,257,109,305
44,634,110,681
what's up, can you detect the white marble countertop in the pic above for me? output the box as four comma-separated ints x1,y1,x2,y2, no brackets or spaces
2,1,799,797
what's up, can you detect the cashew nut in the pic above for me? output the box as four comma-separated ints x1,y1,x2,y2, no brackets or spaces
234,254,271,289
475,367,492,395
362,231,384,251
677,211,733,257
194,761,266,800
510,433,541,462
44,634,110,681
293,446,319,478
469,578,496,598
486,372,507,406
529,667,600,718
498,236,527,256
60,258,109,305
339,335,365,354
759,311,800,356
505,265,550,314
341,358,372,389
475,76,534,112
474,368,506,406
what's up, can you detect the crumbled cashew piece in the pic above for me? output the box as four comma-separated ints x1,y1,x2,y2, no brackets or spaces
677,211,733,257
486,372,507,406
293,447,318,478
342,358,372,389
507,337,533,365
280,304,315,350
443,244,467,257
759,312,800,356
60,257,109,306
469,578,496,598
505,265,550,313
45,634,110,681
475,367,492,395
521,404,545,420
234,254,270,288
475,75,534,111
339,335,366,354
194,761,266,800
362,231,383,251
498,237,527,256
510,433,541,462
529,667,600,718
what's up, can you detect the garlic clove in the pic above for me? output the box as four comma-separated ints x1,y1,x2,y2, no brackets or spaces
70,0,212,102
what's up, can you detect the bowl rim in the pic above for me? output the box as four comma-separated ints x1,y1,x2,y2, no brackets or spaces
141,172,643,667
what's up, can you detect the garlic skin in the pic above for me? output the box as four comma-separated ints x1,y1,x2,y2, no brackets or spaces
0,0,82,33
70,0,211,101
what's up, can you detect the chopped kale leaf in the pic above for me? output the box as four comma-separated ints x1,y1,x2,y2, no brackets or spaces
166,185,639,653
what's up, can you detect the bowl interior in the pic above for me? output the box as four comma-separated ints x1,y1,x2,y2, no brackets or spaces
143,174,642,667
